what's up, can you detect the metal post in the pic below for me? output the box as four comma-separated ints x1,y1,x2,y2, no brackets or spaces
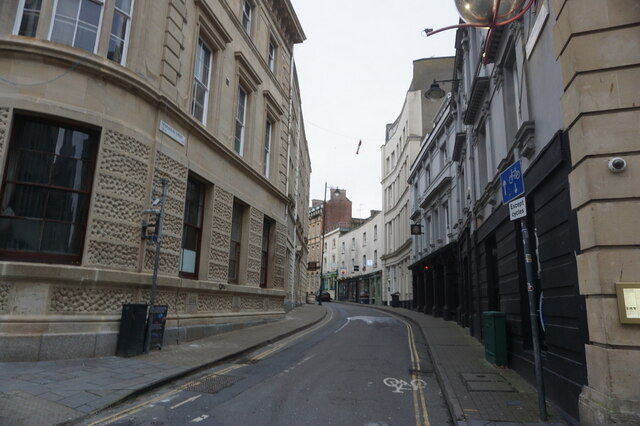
144,178,168,353
520,216,547,421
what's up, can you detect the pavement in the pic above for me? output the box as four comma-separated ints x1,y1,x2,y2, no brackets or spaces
0,302,570,426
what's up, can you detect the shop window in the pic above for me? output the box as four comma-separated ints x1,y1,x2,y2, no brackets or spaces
0,114,99,263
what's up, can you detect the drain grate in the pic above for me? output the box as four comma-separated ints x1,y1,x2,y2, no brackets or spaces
184,375,242,394
461,372,516,392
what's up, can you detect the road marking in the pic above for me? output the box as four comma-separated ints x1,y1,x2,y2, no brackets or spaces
87,308,336,425
190,414,209,422
170,394,201,410
383,377,426,393
397,318,430,426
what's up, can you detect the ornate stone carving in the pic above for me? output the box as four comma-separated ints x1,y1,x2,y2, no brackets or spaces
141,290,186,314
50,286,135,313
197,294,233,312
87,130,151,271
208,187,233,281
87,241,139,270
143,151,188,275
246,208,264,287
239,295,265,311
0,284,11,313
272,222,287,289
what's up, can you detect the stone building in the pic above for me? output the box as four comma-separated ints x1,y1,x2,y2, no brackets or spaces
307,187,352,295
381,57,454,307
336,210,383,305
408,1,640,424
0,0,307,361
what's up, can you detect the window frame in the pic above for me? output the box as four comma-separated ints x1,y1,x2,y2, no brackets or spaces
49,0,105,54
263,118,272,177
179,175,206,279
234,85,248,155
191,38,213,124
107,0,135,65
13,0,43,37
267,37,276,72
0,113,100,265
241,0,252,35
259,217,273,288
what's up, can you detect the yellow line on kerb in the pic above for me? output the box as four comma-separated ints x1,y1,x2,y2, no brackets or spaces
400,318,430,426
89,308,335,425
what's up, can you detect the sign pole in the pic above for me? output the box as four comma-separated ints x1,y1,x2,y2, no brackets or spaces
144,178,168,353
501,159,546,421
520,216,547,421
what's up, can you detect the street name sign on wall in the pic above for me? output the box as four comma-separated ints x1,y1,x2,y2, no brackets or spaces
500,160,524,203
509,197,527,221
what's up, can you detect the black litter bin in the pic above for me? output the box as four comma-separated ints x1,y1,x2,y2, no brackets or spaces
116,304,148,357
391,292,401,307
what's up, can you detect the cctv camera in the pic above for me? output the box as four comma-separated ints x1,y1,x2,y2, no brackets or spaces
608,157,627,173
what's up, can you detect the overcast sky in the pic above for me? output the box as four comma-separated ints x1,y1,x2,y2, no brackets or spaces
290,0,461,218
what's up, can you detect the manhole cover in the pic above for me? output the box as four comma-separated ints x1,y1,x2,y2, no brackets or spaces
184,375,242,394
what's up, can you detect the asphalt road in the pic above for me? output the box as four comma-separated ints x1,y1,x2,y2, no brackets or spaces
81,303,452,426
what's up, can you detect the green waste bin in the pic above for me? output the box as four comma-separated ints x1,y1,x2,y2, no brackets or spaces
483,311,507,366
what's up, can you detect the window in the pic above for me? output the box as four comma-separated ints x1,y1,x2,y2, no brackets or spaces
341,241,345,253
263,119,272,177
0,115,99,263
234,86,247,154
259,217,272,288
179,177,204,278
14,0,42,37
268,39,276,72
228,201,244,283
107,0,134,64
374,225,377,241
241,0,252,35
50,0,104,53
362,255,366,270
374,250,378,267
363,232,366,246
332,239,335,249
192,39,212,124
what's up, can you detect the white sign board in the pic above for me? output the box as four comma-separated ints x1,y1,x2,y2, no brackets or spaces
159,120,186,145
509,197,527,221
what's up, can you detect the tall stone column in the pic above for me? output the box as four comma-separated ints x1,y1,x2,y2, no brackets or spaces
553,1,640,424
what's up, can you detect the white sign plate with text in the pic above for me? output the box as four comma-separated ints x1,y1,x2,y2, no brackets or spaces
509,197,527,221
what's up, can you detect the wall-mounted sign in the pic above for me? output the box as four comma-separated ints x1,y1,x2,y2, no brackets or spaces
616,282,640,324
159,120,185,145
500,160,524,204
508,197,527,221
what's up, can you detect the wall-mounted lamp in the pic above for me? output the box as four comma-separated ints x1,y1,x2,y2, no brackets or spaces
426,0,537,64
425,79,460,100
410,223,423,235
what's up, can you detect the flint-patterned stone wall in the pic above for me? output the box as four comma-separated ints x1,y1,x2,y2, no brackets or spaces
143,150,188,275
0,283,11,313
272,222,288,289
208,186,234,282
86,130,151,270
246,207,264,286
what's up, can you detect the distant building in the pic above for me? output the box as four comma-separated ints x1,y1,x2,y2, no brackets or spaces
381,57,454,307
336,211,383,305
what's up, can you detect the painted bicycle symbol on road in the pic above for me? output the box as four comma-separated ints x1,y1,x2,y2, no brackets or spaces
383,377,427,393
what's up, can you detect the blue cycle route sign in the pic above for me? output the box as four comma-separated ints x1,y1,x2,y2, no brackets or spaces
500,160,525,203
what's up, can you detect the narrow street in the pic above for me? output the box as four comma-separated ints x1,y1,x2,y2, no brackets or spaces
80,303,452,426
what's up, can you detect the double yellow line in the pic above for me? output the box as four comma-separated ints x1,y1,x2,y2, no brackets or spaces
89,308,335,425
400,318,430,426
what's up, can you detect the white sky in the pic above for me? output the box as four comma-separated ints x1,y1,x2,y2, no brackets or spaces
290,1,461,218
